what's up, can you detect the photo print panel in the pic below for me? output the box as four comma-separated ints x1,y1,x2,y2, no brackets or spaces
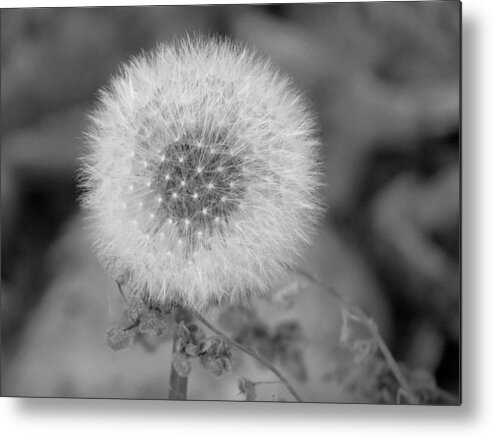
1,1,460,404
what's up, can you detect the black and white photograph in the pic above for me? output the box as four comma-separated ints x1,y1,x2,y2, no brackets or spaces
1,1,461,406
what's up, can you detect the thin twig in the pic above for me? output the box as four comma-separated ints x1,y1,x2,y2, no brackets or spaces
292,268,346,303
254,380,285,387
293,267,420,404
194,313,304,402
365,316,419,404
115,279,128,303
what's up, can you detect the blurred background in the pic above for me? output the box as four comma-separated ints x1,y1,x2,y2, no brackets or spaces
1,2,460,402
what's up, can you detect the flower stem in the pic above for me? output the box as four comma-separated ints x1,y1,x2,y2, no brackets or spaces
195,313,304,402
168,308,190,400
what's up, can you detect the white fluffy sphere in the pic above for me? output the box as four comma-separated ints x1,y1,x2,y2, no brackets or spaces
80,37,322,312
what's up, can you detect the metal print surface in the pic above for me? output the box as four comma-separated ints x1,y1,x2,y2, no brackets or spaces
0,1,461,404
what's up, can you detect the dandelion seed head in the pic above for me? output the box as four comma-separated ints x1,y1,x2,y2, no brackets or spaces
80,36,322,312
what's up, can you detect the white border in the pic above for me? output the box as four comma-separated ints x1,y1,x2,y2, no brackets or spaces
4,0,330,7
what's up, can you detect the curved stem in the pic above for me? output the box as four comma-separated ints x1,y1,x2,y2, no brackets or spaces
294,267,420,404
194,313,304,402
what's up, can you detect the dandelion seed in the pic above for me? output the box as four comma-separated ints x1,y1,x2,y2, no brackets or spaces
80,36,322,312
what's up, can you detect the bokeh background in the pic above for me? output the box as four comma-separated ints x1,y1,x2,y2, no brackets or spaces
1,2,460,402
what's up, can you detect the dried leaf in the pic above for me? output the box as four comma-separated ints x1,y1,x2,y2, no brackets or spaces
238,378,256,401
138,313,167,336
106,326,135,351
200,354,232,377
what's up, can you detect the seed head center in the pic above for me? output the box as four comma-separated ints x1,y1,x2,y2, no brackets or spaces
148,139,245,234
